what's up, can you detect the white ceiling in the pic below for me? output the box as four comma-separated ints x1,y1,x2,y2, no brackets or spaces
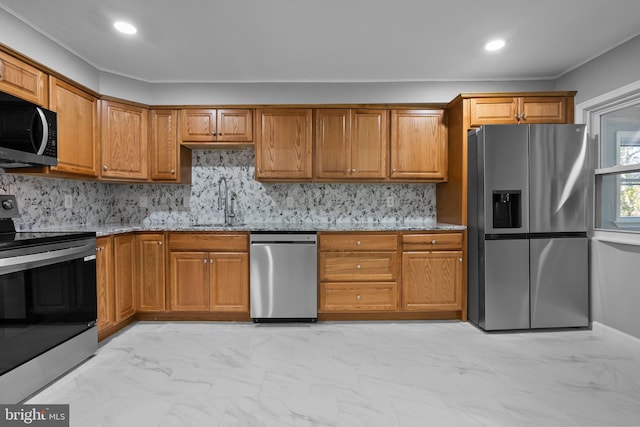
1,0,640,84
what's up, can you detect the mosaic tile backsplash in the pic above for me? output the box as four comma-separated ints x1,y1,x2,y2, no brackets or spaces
0,149,436,229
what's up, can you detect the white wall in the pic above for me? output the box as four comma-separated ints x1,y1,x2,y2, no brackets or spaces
555,35,640,105
0,9,99,91
557,34,640,340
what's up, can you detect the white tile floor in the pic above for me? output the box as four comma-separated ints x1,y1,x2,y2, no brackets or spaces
27,321,640,426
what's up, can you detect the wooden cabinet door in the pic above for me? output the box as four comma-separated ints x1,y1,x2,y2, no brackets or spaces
217,109,253,143
137,233,166,312
390,110,447,181
114,234,136,321
315,109,350,179
351,109,388,179
180,109,216,142
518,97,567,124
49,77,99,177
210,252,249,312
469,97,518,126
96,236,114,332
101,100,148,180
169,252,210,311
402,251,463,311
256,109,313,180
150,109,179,181
0,50,48,106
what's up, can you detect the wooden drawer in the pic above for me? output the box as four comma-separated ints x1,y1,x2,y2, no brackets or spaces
319,233,398,251
320,282,398,312
402,233,462,250
320,252,397,281
169,232,248,251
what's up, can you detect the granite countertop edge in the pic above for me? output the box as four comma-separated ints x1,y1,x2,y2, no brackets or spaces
25,222,466,236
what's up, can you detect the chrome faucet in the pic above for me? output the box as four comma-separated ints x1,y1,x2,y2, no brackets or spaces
218,177,235,225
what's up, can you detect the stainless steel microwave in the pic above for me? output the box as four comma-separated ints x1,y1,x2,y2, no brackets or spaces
0,90,57,168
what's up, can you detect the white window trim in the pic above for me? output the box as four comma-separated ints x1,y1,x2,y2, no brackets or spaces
576,79,640,246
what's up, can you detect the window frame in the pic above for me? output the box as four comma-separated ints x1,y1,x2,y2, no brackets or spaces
582,81,640,234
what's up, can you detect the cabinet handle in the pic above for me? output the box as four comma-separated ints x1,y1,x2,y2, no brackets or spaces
431,239,437,244
158,241,163,245
356,294,361,300
515,114,520,120
345,169,350,174
459,257,463,262
521,114,526,120
356,240,361,245
356,264,361,269
351,168,357,173
392,168,397,172
170,169,175,175
103,165,108,171
210,259,213,263
203,259,208,264
96,247,102,252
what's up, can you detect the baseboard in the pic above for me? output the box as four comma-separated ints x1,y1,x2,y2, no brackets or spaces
592,321,640,349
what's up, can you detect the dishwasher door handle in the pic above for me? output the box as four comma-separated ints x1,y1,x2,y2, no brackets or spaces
250,241,317,245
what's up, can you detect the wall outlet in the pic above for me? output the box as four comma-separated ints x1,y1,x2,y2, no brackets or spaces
64,195,73,209
286,196,295,209
386,196,395,208
139,196,148,208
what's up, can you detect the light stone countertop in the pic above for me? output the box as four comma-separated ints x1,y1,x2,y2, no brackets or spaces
28,221,466,237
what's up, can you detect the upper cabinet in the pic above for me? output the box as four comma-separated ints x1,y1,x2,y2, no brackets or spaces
436,92,576,227
100,100,149,181
315,109,388,180
180,109,253,146
150,109,192,183
470,96,568,127
255,108,313,181
0,50,48,107
49,77,100,177
390,109,447,182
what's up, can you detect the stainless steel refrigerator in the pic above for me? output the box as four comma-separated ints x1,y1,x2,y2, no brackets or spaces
467,124,589,331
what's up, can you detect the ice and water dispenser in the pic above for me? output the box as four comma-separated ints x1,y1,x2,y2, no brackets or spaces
492,191,521,229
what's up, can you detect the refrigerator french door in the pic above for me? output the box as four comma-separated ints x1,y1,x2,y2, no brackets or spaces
467,124,589,331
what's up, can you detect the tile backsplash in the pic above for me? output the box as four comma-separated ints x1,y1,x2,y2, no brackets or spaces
1,149,437,229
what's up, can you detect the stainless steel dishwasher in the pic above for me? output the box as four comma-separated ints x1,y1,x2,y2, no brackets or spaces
250,232,318,322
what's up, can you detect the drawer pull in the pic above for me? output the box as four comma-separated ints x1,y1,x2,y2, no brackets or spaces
356,240,361,246
356,264,361,269
356,294,361,300
431,239,437,244
459,257,463,262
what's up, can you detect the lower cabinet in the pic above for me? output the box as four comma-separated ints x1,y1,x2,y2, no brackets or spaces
318,233,399,313
114,234,136,322
168,233,249,314
96,233,136,340
137,233,166,312
96,236,115,332
318,231,465,319
401,233,464,312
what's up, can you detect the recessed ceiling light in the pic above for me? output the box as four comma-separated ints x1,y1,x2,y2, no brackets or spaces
485,39,506,51
114,21,137,35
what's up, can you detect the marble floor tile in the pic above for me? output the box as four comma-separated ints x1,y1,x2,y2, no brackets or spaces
25,321,640,427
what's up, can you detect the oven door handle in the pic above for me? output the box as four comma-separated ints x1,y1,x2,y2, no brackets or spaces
0,243,96,275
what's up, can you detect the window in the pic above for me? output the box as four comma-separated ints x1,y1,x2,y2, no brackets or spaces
593,99,640,230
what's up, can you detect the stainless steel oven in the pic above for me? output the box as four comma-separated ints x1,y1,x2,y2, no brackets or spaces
0,195,97,403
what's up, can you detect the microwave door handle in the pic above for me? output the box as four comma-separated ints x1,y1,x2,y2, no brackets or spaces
34,107,49,156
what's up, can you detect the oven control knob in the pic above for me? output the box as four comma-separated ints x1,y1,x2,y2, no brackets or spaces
2,200,13,210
